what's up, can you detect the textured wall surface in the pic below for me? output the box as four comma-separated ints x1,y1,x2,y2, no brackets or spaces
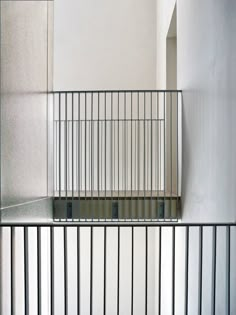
156,0,236,314
178,0,236,223
156,0,236,223
0,0,54,219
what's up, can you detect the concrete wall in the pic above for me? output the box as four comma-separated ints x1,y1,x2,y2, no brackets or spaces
54,0,156,90
0,0,54,221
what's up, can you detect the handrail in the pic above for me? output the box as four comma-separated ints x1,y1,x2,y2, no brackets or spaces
0,222,235,227
52,89,182,94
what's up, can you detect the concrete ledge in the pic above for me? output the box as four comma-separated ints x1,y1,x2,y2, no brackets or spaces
0,197,53,222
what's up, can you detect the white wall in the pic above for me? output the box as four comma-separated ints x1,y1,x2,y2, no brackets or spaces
156,0,236,223
156,0,176,89
54,0,156,90
179,0,236,223
53,2,157,314
156,0,236,314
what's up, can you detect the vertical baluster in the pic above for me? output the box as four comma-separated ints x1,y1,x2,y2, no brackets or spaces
138,93,140,220
101,114,103,217
88,102,91,217
105,93,107,220
75,100,78,198
158,117,161,219
91,93,94,220
118,93,120,217
85,93,87,217
172,226,175,315
54,92,57,195
145,227,148,315
68,100,70,197
59,93,61,198
135,106,137,215
37,227,41,315
212,226,217,315
111,93,113,218
124,93,127,219
24,227,29,315
163,92,166,220
185,226,189,315
65,93,68,201
78,94,80,219
156,92,159,219
101,106,103,216
117,227,120,315
57,121,59,194
72,93,74,204
135,100,137,218
51,227,54,315
77,227,80,315
131,93,133,219
226,225,230,315
151,93,153,220
158,226,162,315
144,92,146,220
114,96,116,218
97,93,100,219
11,227,14,315
104,227,107,315
131,227,134,315
198,226,203,315
122,95,124,215
64,227,68,315
90,227,93,315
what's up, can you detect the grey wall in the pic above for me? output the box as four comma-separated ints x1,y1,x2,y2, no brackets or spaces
0,2,53,313
157,0,236,223
53,0,157,90
155,1,236,314
0,0,54,221
178,0,236,223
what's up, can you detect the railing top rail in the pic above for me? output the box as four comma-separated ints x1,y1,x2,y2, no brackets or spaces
52,89,182,94
0,222,235,227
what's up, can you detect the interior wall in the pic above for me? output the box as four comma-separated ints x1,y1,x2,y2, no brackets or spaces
156,0,176,90
0,0,54,220
178,0,236,223
156,0,236,314
53,0,156,90
165,6,178,196
0,1,54,313
166,38,176,89
156,0,236,223
53,2,157,314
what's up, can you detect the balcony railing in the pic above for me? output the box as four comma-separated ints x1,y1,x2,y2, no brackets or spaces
0,222,234,314
53,90,182,221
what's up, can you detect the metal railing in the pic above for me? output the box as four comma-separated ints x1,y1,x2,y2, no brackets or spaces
53,90,182,221
0,222,234,314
